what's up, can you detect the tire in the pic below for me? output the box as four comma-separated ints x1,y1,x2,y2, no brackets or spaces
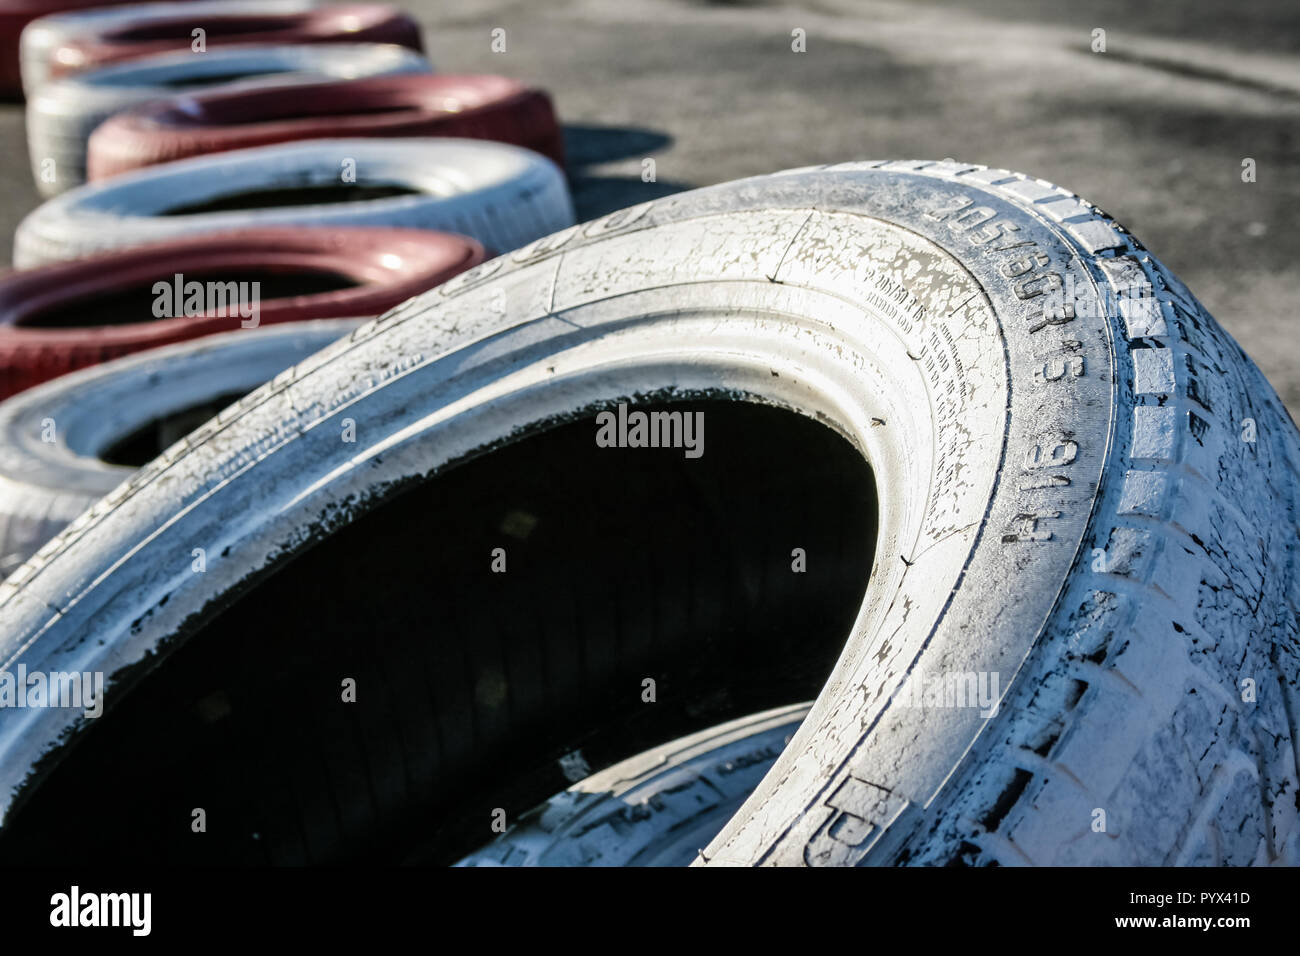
453,705,811,867
19,0,318,97
15,137,574,266
1,0,208,100
0,161,1296,868
25,42,431,195
0,226,483,398
49,4,422,79
0,319,358,579
89,73,565,180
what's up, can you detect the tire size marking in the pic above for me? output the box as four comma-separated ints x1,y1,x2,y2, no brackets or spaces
923,193,1067,316
1037,340,1087,383
1001,510,1063,542
1017,438,1077,492
923,190,1096,539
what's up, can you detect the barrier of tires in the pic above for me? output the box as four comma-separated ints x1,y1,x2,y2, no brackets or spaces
0,319,359,578
0,225,483,396
89,73,564,179
15,137,573,266
47,4,422,79
18,0,317,96
0,163,1294,866
26,41,431,194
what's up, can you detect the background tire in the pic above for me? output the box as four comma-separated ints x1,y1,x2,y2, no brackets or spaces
89,73,564,179
0,319,358,578
0,226,482,397
15,137,573,266
49,4,422,79
1,0,207,100
25,41,431,194
0,162,1295,867
453,704,810,867
19,0,318,97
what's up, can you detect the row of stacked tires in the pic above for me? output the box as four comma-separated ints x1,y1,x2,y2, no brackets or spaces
0,0,796,870
1,2,798,868
1,0,1296,872
0,0,576,576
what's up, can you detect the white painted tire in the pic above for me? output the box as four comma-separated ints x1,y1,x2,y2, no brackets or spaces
454,705,811,867
25,42,431,195
15,137,575,266
0,161,1296,867
0,320,358,580
19,0,319,97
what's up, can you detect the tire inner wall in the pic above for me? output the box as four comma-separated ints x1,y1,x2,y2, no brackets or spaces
0,398,877,864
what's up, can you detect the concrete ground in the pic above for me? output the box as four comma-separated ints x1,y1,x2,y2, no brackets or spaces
1,0,1297,412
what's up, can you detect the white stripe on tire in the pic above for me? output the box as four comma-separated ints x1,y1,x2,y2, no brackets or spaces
14,137,574,266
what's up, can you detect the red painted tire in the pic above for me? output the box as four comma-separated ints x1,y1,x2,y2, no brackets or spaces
0,226,482,398
48,3,422,78
0,0,203,99
89,73,564,180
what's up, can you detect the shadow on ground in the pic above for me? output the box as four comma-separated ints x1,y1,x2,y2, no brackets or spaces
562,122,694,220
562,124,673,166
